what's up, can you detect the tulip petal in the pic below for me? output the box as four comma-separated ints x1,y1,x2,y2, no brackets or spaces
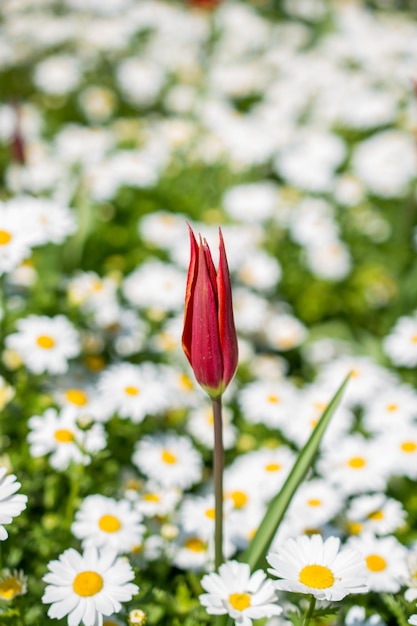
190,238,224,395
217,228,238,389
182,224,199,363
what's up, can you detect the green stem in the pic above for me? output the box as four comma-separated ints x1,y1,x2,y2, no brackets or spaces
212,396,224,571
382,593,409,626
302,596,316,626
65,463,82,530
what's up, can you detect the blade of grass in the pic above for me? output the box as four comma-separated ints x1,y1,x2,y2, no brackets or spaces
242,373,351,571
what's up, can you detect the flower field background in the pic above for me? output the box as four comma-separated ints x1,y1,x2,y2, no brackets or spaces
1,0,417,624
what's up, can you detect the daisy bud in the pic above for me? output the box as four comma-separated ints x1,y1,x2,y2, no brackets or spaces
128,609,147,625
182,225,238,399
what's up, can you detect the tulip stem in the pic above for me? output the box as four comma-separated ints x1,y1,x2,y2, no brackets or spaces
212,396,224,571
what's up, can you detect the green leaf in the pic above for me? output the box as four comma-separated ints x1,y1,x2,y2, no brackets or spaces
242,373,351,571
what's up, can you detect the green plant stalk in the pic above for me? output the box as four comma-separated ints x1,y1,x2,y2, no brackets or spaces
212,397,224,571
243,373,351,571
382,593,409,626
302,596,316,626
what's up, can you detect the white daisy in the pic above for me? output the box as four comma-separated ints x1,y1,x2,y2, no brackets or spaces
267,534,368,601
71,495,145,554
0,202,34,274
132,432,203,490
316,434,389,495
0,468,27,540
238,379,298,429
375,424,417,480
383,315,417,367
122,261,186,314
347,533,408,593
345,605,387,626
6,315,80,375
28,407,106,470
346,494,406,537
42,547,138,626
287,478,345,528
97,362,172,423
200,560,282,626
8,195,76,245
133,483,181,519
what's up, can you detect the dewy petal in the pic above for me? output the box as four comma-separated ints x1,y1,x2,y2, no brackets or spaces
217,228,238,390
189,235,223,395
182,224,199,363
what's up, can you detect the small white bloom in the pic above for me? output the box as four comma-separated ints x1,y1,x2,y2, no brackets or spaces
72,495,145,554
132,432,203,490
28,407,106,470
267,534,368,601
200,560,282,626
0,468,27,540
42,547,138,626
6,315,80,375
383,315,417,367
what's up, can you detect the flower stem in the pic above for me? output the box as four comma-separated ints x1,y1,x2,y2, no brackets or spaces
212,396,224,571
302,595,316,626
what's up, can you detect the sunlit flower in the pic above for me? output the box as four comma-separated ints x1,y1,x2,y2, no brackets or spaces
383,315,417,367
5,315,80,375
0,468,27,540
72,495,145,554
42,547,138,626
267,534,368,600
200,560,282,625
28,407,106,470
132,432,203,490
347,533,408,592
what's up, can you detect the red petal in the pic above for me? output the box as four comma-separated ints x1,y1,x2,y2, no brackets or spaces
217,228,238,388
181,224,199,363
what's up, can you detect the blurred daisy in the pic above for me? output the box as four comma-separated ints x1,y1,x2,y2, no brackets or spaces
0,202,34,274
173,532,211,572
317,434,389,495
362,384,417,434
28,407,106,470
263,313,307,352
383,315,417,367
97,362,172,423
345,605,387,626
238,379,298,429
267,534,368,600
42,547,138,626
200,560,282,625
347,533,408,592
128,609,147,625
346,493,406,537
72,495,145,554
376,425,417,480
133,484,181,518
0,467,27,540
222,182,278,223
33,54,81,95
132,432,203,490
8,196,76,245
404,547,417,602
6,315,80,375
0,569,27,600
122,261,186,314
287,478,345,528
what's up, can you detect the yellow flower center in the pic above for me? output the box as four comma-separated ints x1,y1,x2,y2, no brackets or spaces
299,564,335,589
0,230,12,246
386,403,398,412
411,335,417,344
347,456,366,469
365,554,387,572
368,509,384,521
228,592,251,611
179,374,194,391
265,463,282,472
65,389,88,406
161,449,177,465
143,493,160,502
267,395,280,404
205,508,215,520
72,571,103,597
0,577,23,600
54,429,75,443
98,514,121,533
36,334,55,349
348,521,363,535
184,537,206,552
124,385,139,396
229,490,248,509
401,440,417,453
307,498,322,507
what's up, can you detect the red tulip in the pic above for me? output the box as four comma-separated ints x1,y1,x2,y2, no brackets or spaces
182,225,238,399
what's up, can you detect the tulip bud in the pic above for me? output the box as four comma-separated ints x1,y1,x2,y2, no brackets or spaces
182,225,238,399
